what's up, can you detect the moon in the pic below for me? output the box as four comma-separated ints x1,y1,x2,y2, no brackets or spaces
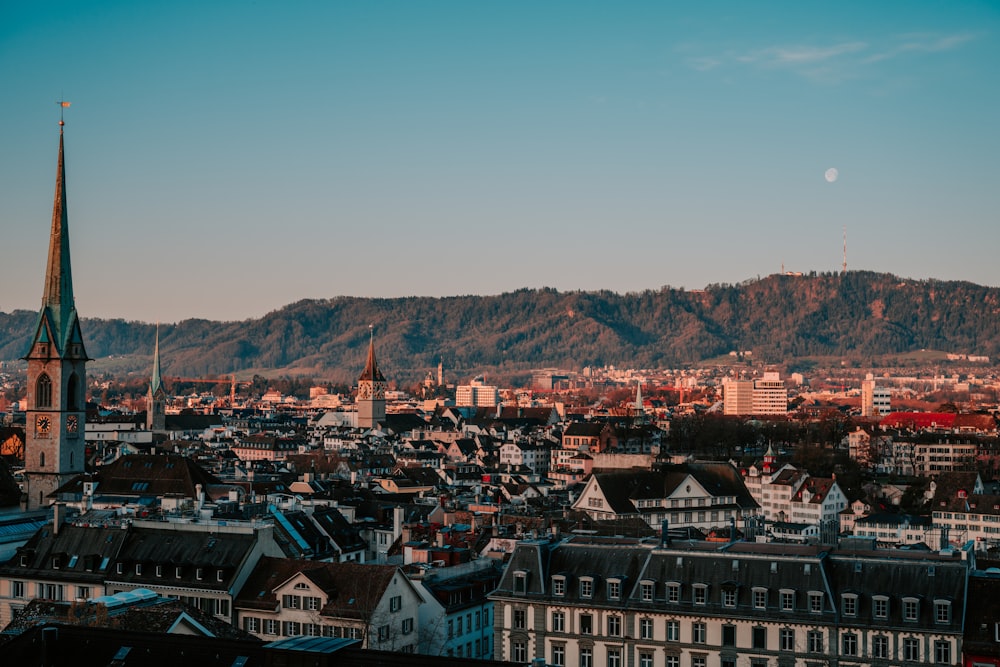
825,167,839,183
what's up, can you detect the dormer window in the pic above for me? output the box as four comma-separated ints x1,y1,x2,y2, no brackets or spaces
722,586,737,608
196,567,204,581
808,591,824,613
552,575,566,597
935,599,951,624
156,565,163,578
903,597,919,622
752,587,767,609
693,584,708,605
135,563,142,575
579,577,594,599
607,578,622,601
116,562,124,575
513,570,528,595
842,593,858,617
639,580,654,602
666,582,681,604
175,566,183,579
217,569,225,583
873,595,889,619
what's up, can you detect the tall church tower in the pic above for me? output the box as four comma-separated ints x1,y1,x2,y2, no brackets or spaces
357,328,386,429
146,326,166,431
23,119,88,510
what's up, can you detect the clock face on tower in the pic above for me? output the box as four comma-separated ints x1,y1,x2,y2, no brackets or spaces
36,415,51,436
373,382,386,400
358,383,371,400
66,414,79,435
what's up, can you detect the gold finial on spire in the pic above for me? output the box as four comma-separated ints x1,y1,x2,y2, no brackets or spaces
57,98,71,129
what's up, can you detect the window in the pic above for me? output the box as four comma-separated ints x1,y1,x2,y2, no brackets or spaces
780,628,795,651
903,637,920,661
244,616,260,633
694,584,707,605
667,582,680,603
873,595,889,619
666,657,679,667
401,617,413,634
842,593,858,616
903,598,919,622
639,618,653,640
580,578,593,598
513,609,526,629
809,591,823,613
935,600,951,623
640,580,654,602
580,647,593,667
722,625,736,647
553,576,566,596
377,624,390,642
282,594,300,610
934,640,951,664
780,590,794,611
263,619,278,635
842,632,858,657
36,374,52,408
511,641,526,663
305,596,320,610
77,586,91,600
873,635,889,659
284,621,302,636
552,610,565,633
753,627,767,650
390,595,402,612
513,571,528,594
723,588,737,607
608,579,621,600
753,588,767,609
808,630,824,653
607,615,622,637
639,653,653,667
12,581,25,598
608,647,621,667
666,620,679,641
580,614,593,635
692,622,706,644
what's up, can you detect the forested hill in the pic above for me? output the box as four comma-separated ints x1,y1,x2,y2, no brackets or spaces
2,271,999,382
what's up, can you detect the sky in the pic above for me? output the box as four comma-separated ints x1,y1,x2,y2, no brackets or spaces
1,1,998,323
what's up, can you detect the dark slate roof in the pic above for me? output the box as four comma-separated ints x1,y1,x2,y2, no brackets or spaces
165,414,223,430
0,523,127,583
310,506,367,553
564,422,605,437
964,571,1000,658
592,462,758,515
108,524,258,590
55,454,222,499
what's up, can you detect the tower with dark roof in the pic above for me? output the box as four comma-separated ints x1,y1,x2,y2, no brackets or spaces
23,120,88,510
357,328,386,429
146,326,166,431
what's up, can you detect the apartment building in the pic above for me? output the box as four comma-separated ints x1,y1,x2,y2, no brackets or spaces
491,535,969,667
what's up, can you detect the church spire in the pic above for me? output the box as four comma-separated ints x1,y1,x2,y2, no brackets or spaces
42,125,76,340
358,325,385,382
150,325,162,395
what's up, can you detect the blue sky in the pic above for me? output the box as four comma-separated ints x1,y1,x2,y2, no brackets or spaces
2,1,997,323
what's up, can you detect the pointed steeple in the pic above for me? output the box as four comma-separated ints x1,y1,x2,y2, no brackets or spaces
358,326,385,382
30,122,86,358
150,325,162,395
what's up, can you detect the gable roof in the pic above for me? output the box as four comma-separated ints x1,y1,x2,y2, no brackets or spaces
235,557,402,620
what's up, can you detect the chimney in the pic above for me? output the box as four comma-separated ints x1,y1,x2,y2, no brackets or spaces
52,503,63,536
660,518,670,548
730,516,737,543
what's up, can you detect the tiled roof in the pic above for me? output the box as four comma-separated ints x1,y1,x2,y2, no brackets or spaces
235,557,398,620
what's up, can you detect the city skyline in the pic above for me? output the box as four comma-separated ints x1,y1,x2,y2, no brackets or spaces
2,1,998,323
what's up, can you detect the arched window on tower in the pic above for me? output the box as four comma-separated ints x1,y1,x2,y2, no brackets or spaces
39,451,46,468
68,372,80,410
37,374,53,409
